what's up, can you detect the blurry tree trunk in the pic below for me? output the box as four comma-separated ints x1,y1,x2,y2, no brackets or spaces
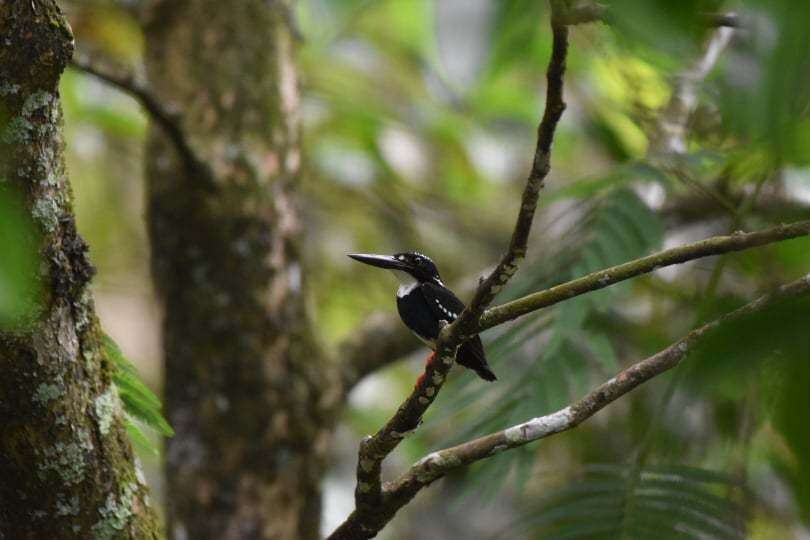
142,1,335,538
0,2,159,538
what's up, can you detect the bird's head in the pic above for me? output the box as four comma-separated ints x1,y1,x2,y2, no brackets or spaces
348,251,443,286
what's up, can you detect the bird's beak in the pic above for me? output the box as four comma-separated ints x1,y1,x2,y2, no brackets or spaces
348,253,409,271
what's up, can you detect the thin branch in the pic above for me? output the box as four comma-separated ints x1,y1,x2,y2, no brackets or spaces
480,220,810,331
69,55,216,191
460,3,568,324
329,273,810,539
345,0,571,522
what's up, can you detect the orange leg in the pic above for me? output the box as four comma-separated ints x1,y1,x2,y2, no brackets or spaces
415,351,437,388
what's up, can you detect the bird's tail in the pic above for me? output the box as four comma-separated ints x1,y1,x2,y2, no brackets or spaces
474,363,497,382
457,337,497,382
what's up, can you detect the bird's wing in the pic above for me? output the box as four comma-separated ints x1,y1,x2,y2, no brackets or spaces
421,283,496,380
419,281,466,323
397,287,442,342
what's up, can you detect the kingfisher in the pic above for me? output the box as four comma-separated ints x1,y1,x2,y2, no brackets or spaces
348,251,496,382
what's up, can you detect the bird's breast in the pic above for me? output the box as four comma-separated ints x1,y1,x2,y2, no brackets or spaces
397,281,419,298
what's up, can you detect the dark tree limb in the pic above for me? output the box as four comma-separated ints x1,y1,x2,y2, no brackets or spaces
329,273,810,539
69,55,215,191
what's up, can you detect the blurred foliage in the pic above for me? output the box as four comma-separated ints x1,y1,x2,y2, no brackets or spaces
56,0,810,538
499,464,747,539
0,185,42,329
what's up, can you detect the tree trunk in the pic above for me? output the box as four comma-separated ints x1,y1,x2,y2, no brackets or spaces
0,2,159,538
142,1,335,538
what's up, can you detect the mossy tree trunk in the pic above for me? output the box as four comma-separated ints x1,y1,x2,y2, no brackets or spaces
142,1,336,538
0,2,159,538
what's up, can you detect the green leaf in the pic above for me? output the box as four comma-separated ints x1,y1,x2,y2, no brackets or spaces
103,334,174,437
125,416,159,456
584,332,620,375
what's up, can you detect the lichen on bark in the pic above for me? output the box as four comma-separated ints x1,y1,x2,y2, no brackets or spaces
0,2,159,538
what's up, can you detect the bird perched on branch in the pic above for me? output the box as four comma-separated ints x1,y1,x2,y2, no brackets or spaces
348,251,496,382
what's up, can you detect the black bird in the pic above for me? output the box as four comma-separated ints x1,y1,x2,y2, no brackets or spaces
348,251,496,382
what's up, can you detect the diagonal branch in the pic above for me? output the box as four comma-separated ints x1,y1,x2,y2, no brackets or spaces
329,273,810,539
479,220,810,331
69,55,215,191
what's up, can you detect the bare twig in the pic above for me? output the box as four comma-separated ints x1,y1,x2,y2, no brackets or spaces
480,220,810,331
329,273,810,538
69,55,215,191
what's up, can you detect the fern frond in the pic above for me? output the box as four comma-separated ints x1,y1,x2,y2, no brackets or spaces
103,334,174,438
503,464,746,540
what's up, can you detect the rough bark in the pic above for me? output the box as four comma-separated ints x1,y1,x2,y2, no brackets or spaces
141,1,335,538
0,2,159,538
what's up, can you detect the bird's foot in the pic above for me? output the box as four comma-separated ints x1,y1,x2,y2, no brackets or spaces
425,351,437,368
415,351,437,388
